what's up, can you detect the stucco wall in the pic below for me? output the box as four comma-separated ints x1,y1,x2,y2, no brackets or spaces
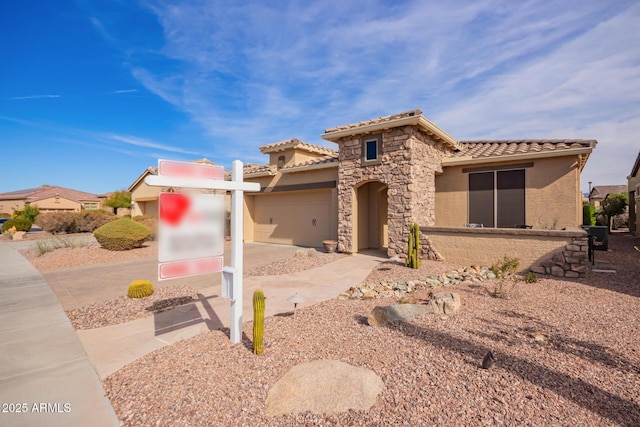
250,167,337,190
422,226,587,270
628,169,640,235
435,155,582,229
0,200,25,214
33,197,82,212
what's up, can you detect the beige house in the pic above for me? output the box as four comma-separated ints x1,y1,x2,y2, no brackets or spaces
128,158,223,217
129,109,597,271
0,185,103,214
627,151,640,235
588,185,626,209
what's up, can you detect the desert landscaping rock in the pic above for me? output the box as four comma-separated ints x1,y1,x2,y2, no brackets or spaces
367,303,436,326
340,263,493,300
368,293,460,326
265,359,385,416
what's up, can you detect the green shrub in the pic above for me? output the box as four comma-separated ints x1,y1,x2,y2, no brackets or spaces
13,204,40,222
127,280,154,298
94,218,151,251
35,212,76,234
582,204,596,226
2,217,33,233
524,271,538,283
488,256,520,298
74,210,116,233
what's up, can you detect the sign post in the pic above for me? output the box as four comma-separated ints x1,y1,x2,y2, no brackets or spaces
145,159,260,344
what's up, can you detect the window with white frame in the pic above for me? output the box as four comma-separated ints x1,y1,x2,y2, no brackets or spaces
361,134,382,165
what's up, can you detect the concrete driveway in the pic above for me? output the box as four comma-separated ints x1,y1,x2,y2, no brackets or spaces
41,240,302,310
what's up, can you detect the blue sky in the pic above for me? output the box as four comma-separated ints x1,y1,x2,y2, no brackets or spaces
1,0,639,195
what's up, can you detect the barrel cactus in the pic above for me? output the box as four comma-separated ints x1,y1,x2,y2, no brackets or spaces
127,280,154,299
253,289,265,355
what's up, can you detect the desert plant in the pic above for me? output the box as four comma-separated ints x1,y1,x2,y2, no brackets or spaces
35,212,76,234
35,237,90,257
0,212,11,218
13,204,40,222
74,210,116,233
2,217,32,233
405,222,421,269
253,289,265,355
93,218,151,251
489,256,520,298
582,204,596,226
524,271,538,284
127,280,154,298
599,192,628,230
104,190,132,214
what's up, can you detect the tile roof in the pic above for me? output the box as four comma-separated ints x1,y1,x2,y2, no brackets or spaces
448,139,597,159
321,109,461,150
243,163,277,176
0,186,100,202
259,138,337,156
281,153,339,171
589,185,627,199
324,109,422,134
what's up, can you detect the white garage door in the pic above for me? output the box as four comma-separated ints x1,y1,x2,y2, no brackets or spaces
253,189,333,247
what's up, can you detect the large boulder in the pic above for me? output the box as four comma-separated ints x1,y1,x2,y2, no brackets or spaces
266,359,384,416
367,293,461,326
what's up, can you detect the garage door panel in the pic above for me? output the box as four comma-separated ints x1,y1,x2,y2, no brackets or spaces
253,190,332,247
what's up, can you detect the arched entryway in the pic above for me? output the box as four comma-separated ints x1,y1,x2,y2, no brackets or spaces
353,181,388,252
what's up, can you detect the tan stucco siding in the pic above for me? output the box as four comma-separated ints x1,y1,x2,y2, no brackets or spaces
424,227,585,270
247,167,337,191
0,200,25,214
435,156,581,229
248,189,336,247
33,197,82,212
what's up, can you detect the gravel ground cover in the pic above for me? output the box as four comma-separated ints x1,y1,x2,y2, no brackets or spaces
246,249,346,276
65,285,200,329
20,239,156,270
103,233,640,426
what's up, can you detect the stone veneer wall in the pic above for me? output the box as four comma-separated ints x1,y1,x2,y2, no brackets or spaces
420,227,590,277
335,126,452,256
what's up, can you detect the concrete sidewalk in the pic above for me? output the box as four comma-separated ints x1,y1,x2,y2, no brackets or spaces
78,251,386,379
0,244,119,427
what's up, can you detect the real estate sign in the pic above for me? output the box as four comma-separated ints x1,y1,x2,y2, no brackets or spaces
158,192,225,280
156,159,226,280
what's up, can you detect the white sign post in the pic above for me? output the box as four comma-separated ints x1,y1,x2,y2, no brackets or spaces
145,159,260,344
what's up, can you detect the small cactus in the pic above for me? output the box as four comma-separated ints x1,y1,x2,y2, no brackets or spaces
405,222,421,269
127,280,154,299
253,289,265,355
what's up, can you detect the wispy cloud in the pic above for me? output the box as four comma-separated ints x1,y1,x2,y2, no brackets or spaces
90,0,640,186
9,94,60,100
114,89,138,94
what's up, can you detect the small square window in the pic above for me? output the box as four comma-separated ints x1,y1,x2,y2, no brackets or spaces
365,140,378,160
361,134,381,165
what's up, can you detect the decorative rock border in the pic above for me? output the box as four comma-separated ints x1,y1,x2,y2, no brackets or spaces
339,265,495,300
529,236,590,278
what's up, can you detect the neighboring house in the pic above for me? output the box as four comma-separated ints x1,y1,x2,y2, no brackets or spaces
128,109,597,269
0,185,102,214
128,158,222,217
627,151,640,236
588,185,626,209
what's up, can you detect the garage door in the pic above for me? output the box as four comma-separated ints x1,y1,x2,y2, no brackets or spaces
253,189,333,247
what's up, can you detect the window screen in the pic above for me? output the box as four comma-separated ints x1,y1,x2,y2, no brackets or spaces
496,169,525,227
469,172,494,227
